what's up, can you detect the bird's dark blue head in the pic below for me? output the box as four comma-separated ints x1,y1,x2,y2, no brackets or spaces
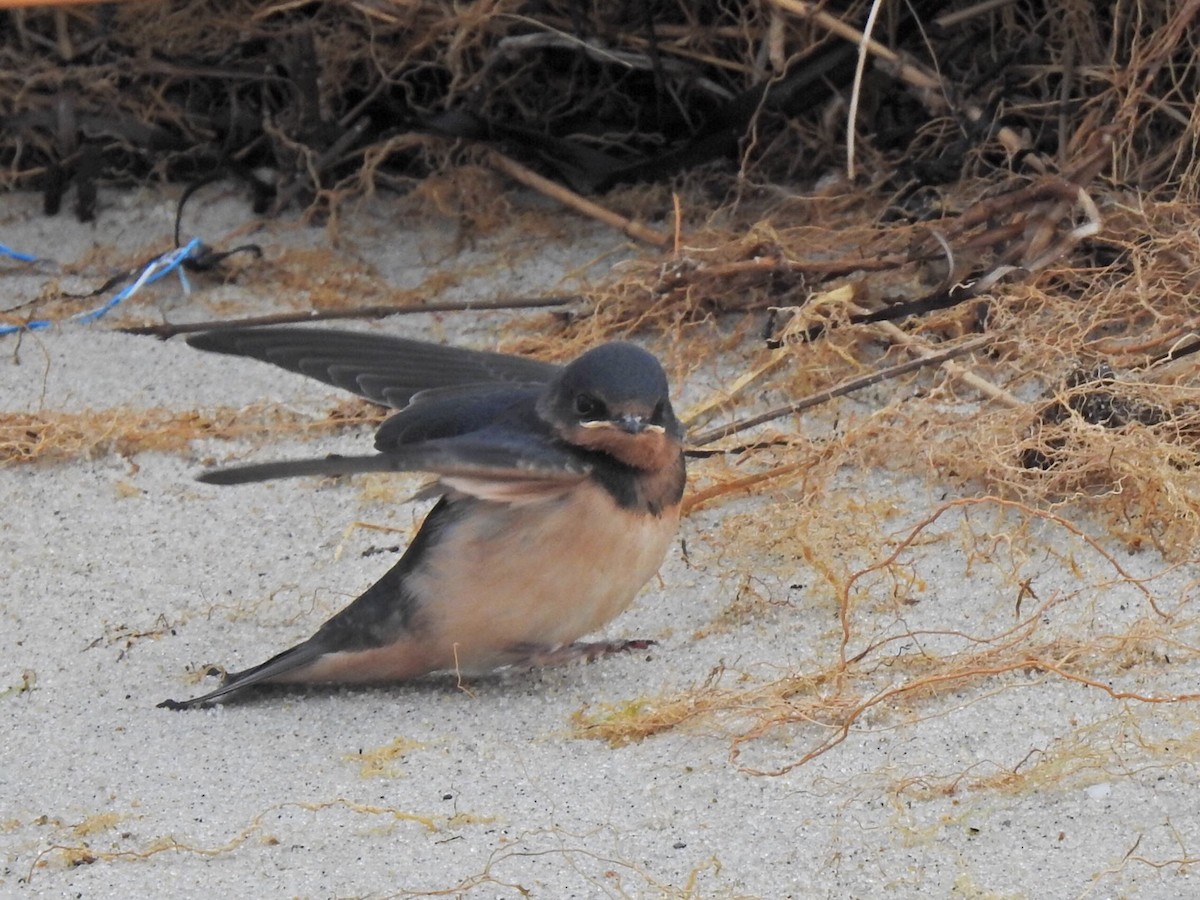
537,342,683,470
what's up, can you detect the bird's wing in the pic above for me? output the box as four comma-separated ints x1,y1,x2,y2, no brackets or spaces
371,383,545,447
186,326,562,408
197,427,592,495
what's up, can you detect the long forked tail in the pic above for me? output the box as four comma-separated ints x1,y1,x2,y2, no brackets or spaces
157,639,324,710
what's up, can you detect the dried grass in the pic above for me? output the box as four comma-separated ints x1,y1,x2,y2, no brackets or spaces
0,399,384,465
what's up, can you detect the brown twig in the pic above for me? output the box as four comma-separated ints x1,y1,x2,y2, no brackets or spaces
849,302,1023,408
120,295,582,339
688,333,995,447
484,149,671,247
0,0,111,6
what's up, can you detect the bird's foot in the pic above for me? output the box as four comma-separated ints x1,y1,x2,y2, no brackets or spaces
514,639,657,669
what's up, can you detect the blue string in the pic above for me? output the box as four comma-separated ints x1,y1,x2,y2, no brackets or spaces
0,243,39,263
0,238,204,337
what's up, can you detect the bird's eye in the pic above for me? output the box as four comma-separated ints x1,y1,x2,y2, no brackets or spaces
574,393,604,419
652,400,666,422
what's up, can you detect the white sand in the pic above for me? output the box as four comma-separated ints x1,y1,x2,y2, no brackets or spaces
2,188,1197,898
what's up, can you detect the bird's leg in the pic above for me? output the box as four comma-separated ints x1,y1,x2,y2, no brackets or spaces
510,640,657,670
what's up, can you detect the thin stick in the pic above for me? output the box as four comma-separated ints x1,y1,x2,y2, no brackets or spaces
484,150,671,247
0,0,112,6
932,0,1018,29
862,315,1022,408
688,334,995,446
120,295,582,339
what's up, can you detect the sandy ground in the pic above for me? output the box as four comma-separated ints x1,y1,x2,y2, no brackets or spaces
2,186,1199,899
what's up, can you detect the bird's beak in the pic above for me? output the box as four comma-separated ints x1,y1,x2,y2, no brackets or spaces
578,415,666,435
615,414,666,435
614,414,645,434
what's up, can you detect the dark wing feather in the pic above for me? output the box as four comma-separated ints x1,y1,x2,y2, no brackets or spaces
186,326,562,408
197,428,592,487
372,383,544,448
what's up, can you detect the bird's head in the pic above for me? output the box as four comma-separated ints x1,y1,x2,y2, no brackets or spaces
537,342,683,471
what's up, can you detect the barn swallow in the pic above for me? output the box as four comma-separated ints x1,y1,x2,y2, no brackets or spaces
159,327,686,708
